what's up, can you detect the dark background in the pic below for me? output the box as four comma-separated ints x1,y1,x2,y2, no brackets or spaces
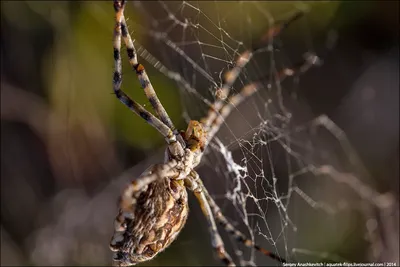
1,1,398,266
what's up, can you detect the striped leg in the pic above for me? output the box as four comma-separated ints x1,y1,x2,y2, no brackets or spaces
115,0,178,136
202,10,305,131
205,52,321,147
113,0,184,158
189,172,286,264
185,172,235,267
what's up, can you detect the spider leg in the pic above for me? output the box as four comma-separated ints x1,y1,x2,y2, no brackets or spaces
189,172,286,264
113,0,184,158
202,10,305,131
115,1,179,138
185,172,235,267
205,52,321,147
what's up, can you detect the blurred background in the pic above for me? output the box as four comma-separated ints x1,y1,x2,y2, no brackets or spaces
1,1,399,266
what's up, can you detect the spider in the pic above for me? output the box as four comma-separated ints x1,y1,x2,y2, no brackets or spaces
110,1,320,266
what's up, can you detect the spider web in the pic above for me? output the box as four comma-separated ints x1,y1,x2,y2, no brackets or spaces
19,1,398,266
121,1,399,266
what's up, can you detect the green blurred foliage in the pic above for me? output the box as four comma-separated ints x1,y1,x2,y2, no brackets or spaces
1,1,341,151
42,1,340,151
44,1,182,150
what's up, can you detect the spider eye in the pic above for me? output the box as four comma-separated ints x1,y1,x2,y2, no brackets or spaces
186,120,204,140
193,126,203,139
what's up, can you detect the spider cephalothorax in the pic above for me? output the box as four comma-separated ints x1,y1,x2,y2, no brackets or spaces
184,120,206,152
110,0,320,266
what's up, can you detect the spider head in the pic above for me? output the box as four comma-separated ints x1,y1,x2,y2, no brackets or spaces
183,120,206,152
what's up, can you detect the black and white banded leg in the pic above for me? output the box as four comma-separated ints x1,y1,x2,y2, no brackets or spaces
113,0,184,159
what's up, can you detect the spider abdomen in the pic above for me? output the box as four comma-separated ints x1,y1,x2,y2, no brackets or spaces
110,178,188,266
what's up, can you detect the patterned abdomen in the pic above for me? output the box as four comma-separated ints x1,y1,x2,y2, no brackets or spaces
110,178,188,266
